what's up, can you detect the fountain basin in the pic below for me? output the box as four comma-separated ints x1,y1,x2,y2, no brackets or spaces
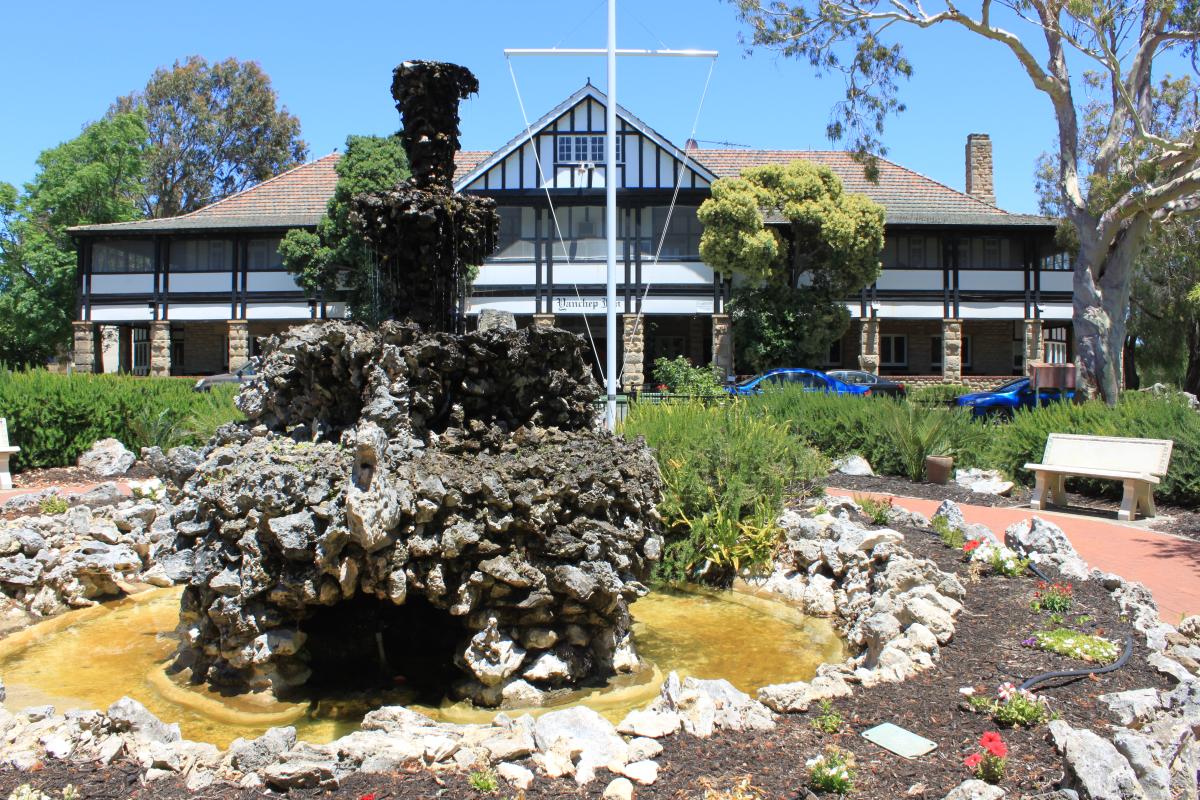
0,586,842,747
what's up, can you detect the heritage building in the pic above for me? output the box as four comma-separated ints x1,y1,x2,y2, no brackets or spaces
70,84,1070,387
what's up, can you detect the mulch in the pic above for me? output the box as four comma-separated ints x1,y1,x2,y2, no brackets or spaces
829,472,1200,543
0,512,1175,799
9,465,156,492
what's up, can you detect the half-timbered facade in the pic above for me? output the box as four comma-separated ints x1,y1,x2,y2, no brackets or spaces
70,83,1068,387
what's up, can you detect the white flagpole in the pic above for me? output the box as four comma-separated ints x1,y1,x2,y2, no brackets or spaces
605,0,618,432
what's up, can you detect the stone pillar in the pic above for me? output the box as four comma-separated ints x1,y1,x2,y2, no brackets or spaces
942,319,964,382
858,318,880,373
72,322,96,373
228,320,250,372
621,315,644,392
1023,319,1043,374
712,313,734,382
150,321,171,377
532,313,556,329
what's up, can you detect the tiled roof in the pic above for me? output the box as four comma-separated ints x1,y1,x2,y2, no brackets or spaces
72,146,1051,234
690,150,1050,227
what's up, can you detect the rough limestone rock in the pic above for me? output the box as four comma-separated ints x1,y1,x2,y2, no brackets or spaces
953,468,1014,496
477,309,517,332
1048,720,1148,800
533,706,628,785
833,455,874,476
171,320,662,705
942,779,1007,799
1006,517,1090,579
78,438,136,477
932,499,967,532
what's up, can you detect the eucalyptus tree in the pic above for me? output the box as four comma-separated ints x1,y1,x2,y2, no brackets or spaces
733,0,1200,402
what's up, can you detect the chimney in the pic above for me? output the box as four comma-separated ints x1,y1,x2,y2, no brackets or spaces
965,133,995,206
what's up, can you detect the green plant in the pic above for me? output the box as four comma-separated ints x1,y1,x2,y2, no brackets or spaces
908,383,974,405
127,407,188,451
807,746,855,794
1030,581,1074,613
38,495,68,516
964,732,1008,785
651,355,723,395
811,700,843,734
987,547,1030,577
1029,628,1121,664
468,769,499,794
854,495,893,525
1048,612,1065,626
931,514,965,548
881,401,984,481
970,683,1054,727
622,400,827,583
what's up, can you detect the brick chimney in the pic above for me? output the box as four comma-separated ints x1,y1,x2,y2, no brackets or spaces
965,133,995,206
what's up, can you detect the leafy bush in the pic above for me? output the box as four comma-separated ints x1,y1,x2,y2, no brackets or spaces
0,369,242,471
855,495,893,525
811,700,843,734
932,515,964,548
880,401,986,481
650,355,723,395
968,683,1054,727
909,383,973,405
807,747,855,794
622,400,827,582
1029,628,1121,663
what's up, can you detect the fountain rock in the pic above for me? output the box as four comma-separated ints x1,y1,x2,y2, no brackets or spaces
169,321,662,704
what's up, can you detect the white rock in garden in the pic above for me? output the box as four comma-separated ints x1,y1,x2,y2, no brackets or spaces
941,779,1007,800
626,737,663,762
602,777,635,800
1005,516,1076,559
620,759,659,785
77,438,136,477
657,674,775,736
226,726,297,772
932,499,967,531
834,455,874,476
106,697,180,744
1176,615,1200,641
1111,729,1172,800
756,671,852,713
1048,719,1148,800
1099,688,1162,727
617,708,680,738
463,618,526,687
497,761,534,790
953,468,1014,496
532,706,628,783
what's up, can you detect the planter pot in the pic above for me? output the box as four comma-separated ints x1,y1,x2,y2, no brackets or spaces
925,455,954,485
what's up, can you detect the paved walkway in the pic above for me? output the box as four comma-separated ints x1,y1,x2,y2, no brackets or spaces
828,488,1200,624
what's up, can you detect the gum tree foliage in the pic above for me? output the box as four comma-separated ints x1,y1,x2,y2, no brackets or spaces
278,135,411,321
697,160,885,372
0,114,147,365
112,55,307,218
734,0,1200,403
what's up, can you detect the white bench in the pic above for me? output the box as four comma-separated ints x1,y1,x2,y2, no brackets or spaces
1025,433,1173,522
0,418,18,491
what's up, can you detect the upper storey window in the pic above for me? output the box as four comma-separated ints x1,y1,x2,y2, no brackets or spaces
247,237,284,271
557,134,624,164
92,239,154,273
170,239,234,272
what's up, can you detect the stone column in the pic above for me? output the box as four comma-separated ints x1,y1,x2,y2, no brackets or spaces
858,318,881,372
621,315,644,392
712,313,734,382
532,313,556,329
72,322,96,373
942,319,964,382
228,320,250,371
150,321,171,377
1023,319,1043,374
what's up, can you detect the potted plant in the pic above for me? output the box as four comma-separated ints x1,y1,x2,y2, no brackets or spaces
925,452,954,484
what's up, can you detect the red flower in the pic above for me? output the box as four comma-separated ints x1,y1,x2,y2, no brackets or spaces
360,794,376,800
980,731,1008,758
963,539,981,553
964,753,983,770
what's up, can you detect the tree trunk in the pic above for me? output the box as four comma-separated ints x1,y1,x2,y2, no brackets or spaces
1073,247,1132,404
1183,322,1200,396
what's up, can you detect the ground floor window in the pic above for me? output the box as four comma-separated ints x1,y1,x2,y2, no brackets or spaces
131,326,150,376
881,334,907,368
823,338,842,367
1044,325,1069,363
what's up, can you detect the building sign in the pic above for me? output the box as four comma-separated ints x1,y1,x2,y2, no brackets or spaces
554,296,608,314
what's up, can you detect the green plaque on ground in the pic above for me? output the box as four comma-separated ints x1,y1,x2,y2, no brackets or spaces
861,722,938,759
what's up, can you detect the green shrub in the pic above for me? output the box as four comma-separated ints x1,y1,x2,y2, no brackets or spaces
810,700,843,734
650,355,723,395
1030,628,1121,663
932,514,964,548
908,383,973,405
880,401,986,481
0,369,243,471
807,746,855,794
622,400,827,582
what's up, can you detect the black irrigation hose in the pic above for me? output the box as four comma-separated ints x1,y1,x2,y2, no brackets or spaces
1018,633,1135,691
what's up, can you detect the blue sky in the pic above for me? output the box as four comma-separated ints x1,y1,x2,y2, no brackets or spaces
2,1,1071,213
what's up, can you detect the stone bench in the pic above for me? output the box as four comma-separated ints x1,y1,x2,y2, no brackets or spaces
1025,433,1173,522
0,418,19,491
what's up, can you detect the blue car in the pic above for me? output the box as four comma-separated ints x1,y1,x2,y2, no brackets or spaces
727,368,871,397
955,377,1074,418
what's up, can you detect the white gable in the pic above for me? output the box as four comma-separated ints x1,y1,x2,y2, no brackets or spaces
455,84,714,193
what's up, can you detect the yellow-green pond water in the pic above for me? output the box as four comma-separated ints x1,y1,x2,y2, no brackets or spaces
0,586,842,747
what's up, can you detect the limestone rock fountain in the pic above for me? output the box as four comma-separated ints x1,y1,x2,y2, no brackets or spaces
168,61,663,708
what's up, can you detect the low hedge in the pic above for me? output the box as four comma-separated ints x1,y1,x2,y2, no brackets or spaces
0,369,242,471
622,400,827,582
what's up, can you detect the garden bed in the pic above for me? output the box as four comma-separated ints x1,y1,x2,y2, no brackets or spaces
0,501,1178,799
